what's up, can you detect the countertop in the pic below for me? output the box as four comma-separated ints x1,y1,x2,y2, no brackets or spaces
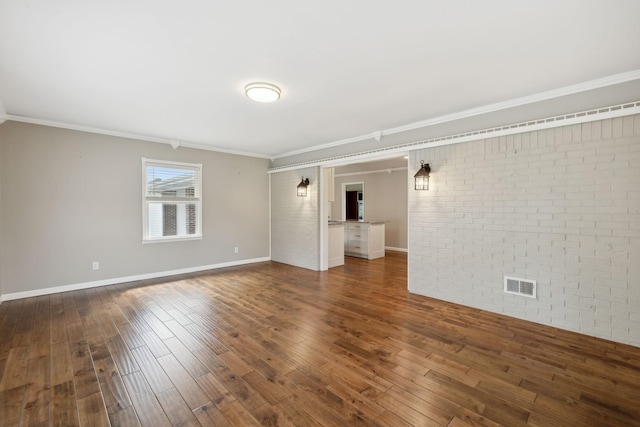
328,220,388,225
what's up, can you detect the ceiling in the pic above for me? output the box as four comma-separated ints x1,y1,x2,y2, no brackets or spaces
1,1,639,159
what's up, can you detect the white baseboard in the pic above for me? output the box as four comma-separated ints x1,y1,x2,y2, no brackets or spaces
385,246,408,253
0,256,271,302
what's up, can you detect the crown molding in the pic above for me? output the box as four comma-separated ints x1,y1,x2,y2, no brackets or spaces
335,167,407,178
272,69,640,160
268,100,640,173
3,70,639,161
3,114,272,159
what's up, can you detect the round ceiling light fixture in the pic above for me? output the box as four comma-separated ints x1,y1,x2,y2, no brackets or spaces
244,82,281,103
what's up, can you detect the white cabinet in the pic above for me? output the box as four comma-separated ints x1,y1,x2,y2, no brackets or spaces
328,223,345,268
344,222,385,259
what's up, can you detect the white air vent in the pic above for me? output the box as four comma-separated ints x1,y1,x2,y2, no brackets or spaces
504,276,536,299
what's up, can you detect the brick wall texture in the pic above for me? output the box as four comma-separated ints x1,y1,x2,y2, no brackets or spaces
408,114,640,346
271,167,320,271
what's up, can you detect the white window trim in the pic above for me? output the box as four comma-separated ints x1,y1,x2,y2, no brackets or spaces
142,158,203,244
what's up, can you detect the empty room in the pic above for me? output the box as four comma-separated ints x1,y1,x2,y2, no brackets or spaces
1,1,639,426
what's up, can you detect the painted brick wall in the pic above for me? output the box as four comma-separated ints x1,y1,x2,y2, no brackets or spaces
409,114,640,346
271,167,320,270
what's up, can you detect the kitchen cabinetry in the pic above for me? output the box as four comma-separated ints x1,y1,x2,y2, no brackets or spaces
344,222,385,259
328,222,345,268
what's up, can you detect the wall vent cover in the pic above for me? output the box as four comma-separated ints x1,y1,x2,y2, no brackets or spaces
504,276,536,299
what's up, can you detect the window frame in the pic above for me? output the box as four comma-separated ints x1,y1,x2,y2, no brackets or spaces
141,158,203,244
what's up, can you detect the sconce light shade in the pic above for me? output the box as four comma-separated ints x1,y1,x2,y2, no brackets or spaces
414,161,431,190
297,177,310,197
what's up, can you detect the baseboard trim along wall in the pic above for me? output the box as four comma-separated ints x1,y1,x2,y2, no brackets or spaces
386,246,408,253
0,257,271,302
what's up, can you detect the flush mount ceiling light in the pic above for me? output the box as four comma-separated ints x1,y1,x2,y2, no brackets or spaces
244,82,281,103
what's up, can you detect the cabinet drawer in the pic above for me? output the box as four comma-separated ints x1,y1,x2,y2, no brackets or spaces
347,229,368,242
347,241,367,255
348,223,365,231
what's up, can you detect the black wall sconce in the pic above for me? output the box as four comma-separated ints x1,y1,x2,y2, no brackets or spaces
297,177,310,197
414,161,431,190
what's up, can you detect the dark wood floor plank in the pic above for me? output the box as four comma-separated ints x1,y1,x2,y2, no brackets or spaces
163,319,202,351
121,370,170,427
194,372,237,408
140,330,171,358
373,388,445,426
28,297,51,360
249,402,298,427
119,304,153,335
156,387,202,427
49,303,68,346
192,401,231,426
84,326,133,417
50,378,79,427
116,321,147,350
21,354,50,427
0,252,638,426
284,367,377,426
69,340,101,401
325,380,386,421
166,308,194,326
10,297,36,348
63,304,85,344
163,336,210,378
242,370,292,405
51,342,78,426
156,353,210,410
77,392,110,427
105,333,140,375
0,301,22,357
109,406,142,427
274,397,325,427
217,400,262,426
194,347,269,410
0,386,24,427
130,345,174,395
0,345,29,391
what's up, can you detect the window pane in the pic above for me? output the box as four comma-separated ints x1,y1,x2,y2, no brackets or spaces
143,159,202,242
148,203,163,238
148,202,198,238
187,203,196,234
163,204,177,236
146,165,199,198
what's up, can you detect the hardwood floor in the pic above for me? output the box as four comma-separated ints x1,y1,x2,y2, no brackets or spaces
1,251,639,426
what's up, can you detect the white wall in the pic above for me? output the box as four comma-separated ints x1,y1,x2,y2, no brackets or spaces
271,167,320,270
409,115,640,346
332,169,408,250
0,121,271,297
0,125,3,300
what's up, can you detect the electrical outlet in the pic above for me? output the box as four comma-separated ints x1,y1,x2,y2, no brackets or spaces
234,247,239,253
92,261,99,270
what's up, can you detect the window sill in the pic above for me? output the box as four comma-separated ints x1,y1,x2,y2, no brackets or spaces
142,235,203,244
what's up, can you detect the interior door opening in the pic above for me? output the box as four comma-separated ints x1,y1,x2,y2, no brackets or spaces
342,182,363,221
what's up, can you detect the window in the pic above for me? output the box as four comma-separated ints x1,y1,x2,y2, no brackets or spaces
142,158,202,243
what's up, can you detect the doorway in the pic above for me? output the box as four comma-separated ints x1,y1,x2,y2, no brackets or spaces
342,182,364,221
